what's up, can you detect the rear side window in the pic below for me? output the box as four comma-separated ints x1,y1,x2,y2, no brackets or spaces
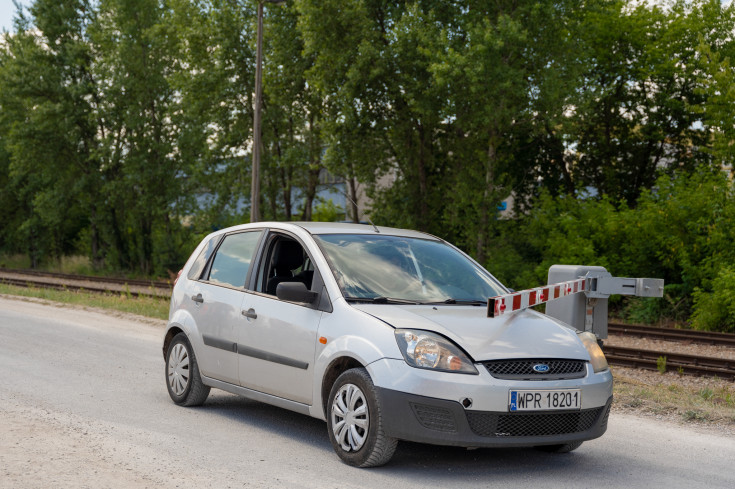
187,235,221,281
208,231,263,288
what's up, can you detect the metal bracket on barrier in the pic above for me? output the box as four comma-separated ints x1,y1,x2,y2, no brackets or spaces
584,272,664,299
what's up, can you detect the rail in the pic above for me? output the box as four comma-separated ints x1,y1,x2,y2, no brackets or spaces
0,268,171,298
604,345,735,381
608,323,735,347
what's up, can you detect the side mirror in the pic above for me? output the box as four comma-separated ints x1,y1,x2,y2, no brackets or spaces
276,282,318,305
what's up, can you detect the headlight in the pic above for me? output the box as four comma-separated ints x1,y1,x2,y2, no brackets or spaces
394,329,478,374
579,331,609,373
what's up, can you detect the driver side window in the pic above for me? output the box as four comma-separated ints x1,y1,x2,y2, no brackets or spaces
257,237,314,296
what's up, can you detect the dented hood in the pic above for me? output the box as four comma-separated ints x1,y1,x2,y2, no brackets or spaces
352,304,590,361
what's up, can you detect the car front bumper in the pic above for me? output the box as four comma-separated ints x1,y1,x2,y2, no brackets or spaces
368,358,613,448
377,387,612,447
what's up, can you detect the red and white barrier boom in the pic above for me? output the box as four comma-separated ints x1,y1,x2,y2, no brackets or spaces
487,278,587,318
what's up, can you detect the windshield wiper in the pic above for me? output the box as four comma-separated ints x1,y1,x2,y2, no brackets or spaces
344,296,424,305
430,299,487,306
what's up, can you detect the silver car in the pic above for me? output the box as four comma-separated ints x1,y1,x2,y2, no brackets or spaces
163,222,612,467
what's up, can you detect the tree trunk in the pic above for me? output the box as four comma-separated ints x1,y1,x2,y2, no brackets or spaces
348,176,360,223
477,130,498,264
545,121,575,196
415,123,430,231
301,112,321,221
140,214,153,275
300,166,320,221
90,206,103,269
280,167,292,221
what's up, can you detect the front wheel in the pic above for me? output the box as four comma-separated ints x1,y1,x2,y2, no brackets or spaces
327,368,397,467
165,332,210,406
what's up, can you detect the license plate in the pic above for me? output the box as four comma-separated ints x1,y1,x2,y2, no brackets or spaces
509,389,581,412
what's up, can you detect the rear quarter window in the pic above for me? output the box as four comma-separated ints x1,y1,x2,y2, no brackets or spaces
187,235,221,281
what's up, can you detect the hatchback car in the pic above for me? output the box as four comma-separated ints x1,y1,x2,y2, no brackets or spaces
163,222,612,467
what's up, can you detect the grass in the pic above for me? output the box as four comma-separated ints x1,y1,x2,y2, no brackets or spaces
612,367,735,429
0,253,31,269
0,283,170,320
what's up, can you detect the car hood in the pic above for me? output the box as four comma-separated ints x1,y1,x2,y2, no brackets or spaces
351,304,590,361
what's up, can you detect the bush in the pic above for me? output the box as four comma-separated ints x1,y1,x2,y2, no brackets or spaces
487,168,735,331
691,267,735,333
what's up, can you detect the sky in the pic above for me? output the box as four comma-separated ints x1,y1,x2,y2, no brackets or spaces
1,0,31,33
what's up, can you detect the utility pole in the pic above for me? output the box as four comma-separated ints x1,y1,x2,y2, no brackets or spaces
250,0,285,223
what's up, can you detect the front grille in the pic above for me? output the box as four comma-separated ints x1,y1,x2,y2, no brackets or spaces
410,403,458,432
466,407,604,437
482,359,586,380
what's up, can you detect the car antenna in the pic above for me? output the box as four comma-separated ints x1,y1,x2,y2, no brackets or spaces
333,183,380,233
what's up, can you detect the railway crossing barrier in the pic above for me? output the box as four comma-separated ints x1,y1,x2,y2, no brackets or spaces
487,265,664,340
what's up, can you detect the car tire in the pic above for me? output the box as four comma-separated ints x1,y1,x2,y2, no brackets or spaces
535,441,583,453
327,368,398,467
165,332,210,407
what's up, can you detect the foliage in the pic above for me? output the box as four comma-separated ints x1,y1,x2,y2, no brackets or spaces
311,199,344,223
1,0,735,331
692,268,735,333
489,169,735,328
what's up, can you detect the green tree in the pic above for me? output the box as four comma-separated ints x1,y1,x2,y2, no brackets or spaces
569,1,715,205
0,1,103,267
297,1,453,233
167,0,257,230
261,1,325,221
91,0,187,274
695,1,735,172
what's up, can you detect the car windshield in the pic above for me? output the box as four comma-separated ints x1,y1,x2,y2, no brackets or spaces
314,234,506,303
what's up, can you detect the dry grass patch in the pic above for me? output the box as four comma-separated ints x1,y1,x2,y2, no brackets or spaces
612,366,735,432
0,283,169,320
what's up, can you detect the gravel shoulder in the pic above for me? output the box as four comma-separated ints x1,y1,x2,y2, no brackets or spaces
605,334,735,436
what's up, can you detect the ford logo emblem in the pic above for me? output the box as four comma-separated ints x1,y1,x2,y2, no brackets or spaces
533,364,550,373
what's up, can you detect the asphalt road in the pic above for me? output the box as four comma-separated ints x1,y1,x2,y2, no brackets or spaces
1,296,734,488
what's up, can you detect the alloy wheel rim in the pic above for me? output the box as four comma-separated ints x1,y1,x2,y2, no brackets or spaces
331,383,369,452
168,343,190,396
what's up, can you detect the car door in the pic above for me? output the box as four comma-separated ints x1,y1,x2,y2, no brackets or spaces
189,229,264,385
237,232,324,405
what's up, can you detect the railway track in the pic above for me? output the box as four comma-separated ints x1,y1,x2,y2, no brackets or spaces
604,345,735,381
0,268,171,289
0,268,171,298
608,322,735,347
605,323,735,380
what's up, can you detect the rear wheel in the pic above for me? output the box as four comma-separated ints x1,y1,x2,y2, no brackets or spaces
327,368,397,467
165,332,210,406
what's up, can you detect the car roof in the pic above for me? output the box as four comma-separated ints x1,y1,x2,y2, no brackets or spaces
216,221,441,241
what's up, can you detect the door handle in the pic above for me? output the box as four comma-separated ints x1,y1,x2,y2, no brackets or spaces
191,293,204,304
242,308,257,319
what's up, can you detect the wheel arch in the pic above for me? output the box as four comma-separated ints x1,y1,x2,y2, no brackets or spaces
320,356,365,417
162,324,186,359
